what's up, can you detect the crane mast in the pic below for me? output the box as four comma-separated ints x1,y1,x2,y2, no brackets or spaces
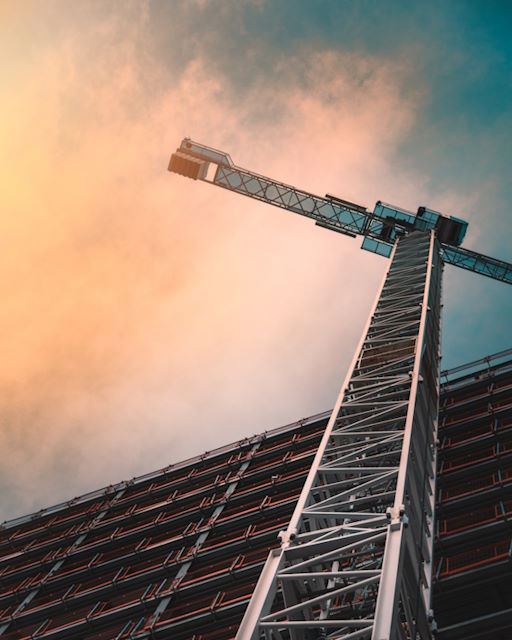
168,139,512,639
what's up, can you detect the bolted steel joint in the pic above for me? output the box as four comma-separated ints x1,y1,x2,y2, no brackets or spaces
386,505,408,531
278,529,297,546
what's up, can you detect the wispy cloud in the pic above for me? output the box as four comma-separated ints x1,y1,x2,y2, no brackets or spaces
0,2,504,521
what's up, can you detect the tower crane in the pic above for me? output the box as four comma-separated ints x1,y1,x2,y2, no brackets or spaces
168,139,512,640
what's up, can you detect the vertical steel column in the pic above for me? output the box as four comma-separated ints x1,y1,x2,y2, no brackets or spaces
236,230,442,640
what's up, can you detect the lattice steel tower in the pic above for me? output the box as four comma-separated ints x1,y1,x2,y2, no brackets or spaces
168,139,512,640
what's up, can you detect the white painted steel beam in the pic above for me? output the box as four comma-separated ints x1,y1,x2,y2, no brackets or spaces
236,231,442,640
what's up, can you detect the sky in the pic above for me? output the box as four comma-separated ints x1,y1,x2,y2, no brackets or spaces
1,0,511,522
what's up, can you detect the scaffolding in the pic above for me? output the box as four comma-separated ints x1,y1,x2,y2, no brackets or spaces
0,351,511,639
433,349,512,639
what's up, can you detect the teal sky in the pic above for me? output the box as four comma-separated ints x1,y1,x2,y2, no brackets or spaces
1,0,510,521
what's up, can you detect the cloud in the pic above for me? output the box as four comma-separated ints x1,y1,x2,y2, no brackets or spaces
1,4,486,522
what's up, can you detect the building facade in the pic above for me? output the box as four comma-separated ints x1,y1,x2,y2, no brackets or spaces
1,350,511,639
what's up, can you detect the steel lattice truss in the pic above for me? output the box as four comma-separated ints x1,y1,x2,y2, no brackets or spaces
214,164,368,236
237,231,442,640
212,164,512,284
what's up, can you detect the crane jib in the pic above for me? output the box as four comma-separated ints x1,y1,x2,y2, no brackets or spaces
214,164,368,236
441,245,512,284
168,138,512,286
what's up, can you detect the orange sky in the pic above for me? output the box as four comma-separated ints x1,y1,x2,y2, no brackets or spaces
1,2,507,521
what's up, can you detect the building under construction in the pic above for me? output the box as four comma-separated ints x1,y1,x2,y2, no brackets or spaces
1,348,511,640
